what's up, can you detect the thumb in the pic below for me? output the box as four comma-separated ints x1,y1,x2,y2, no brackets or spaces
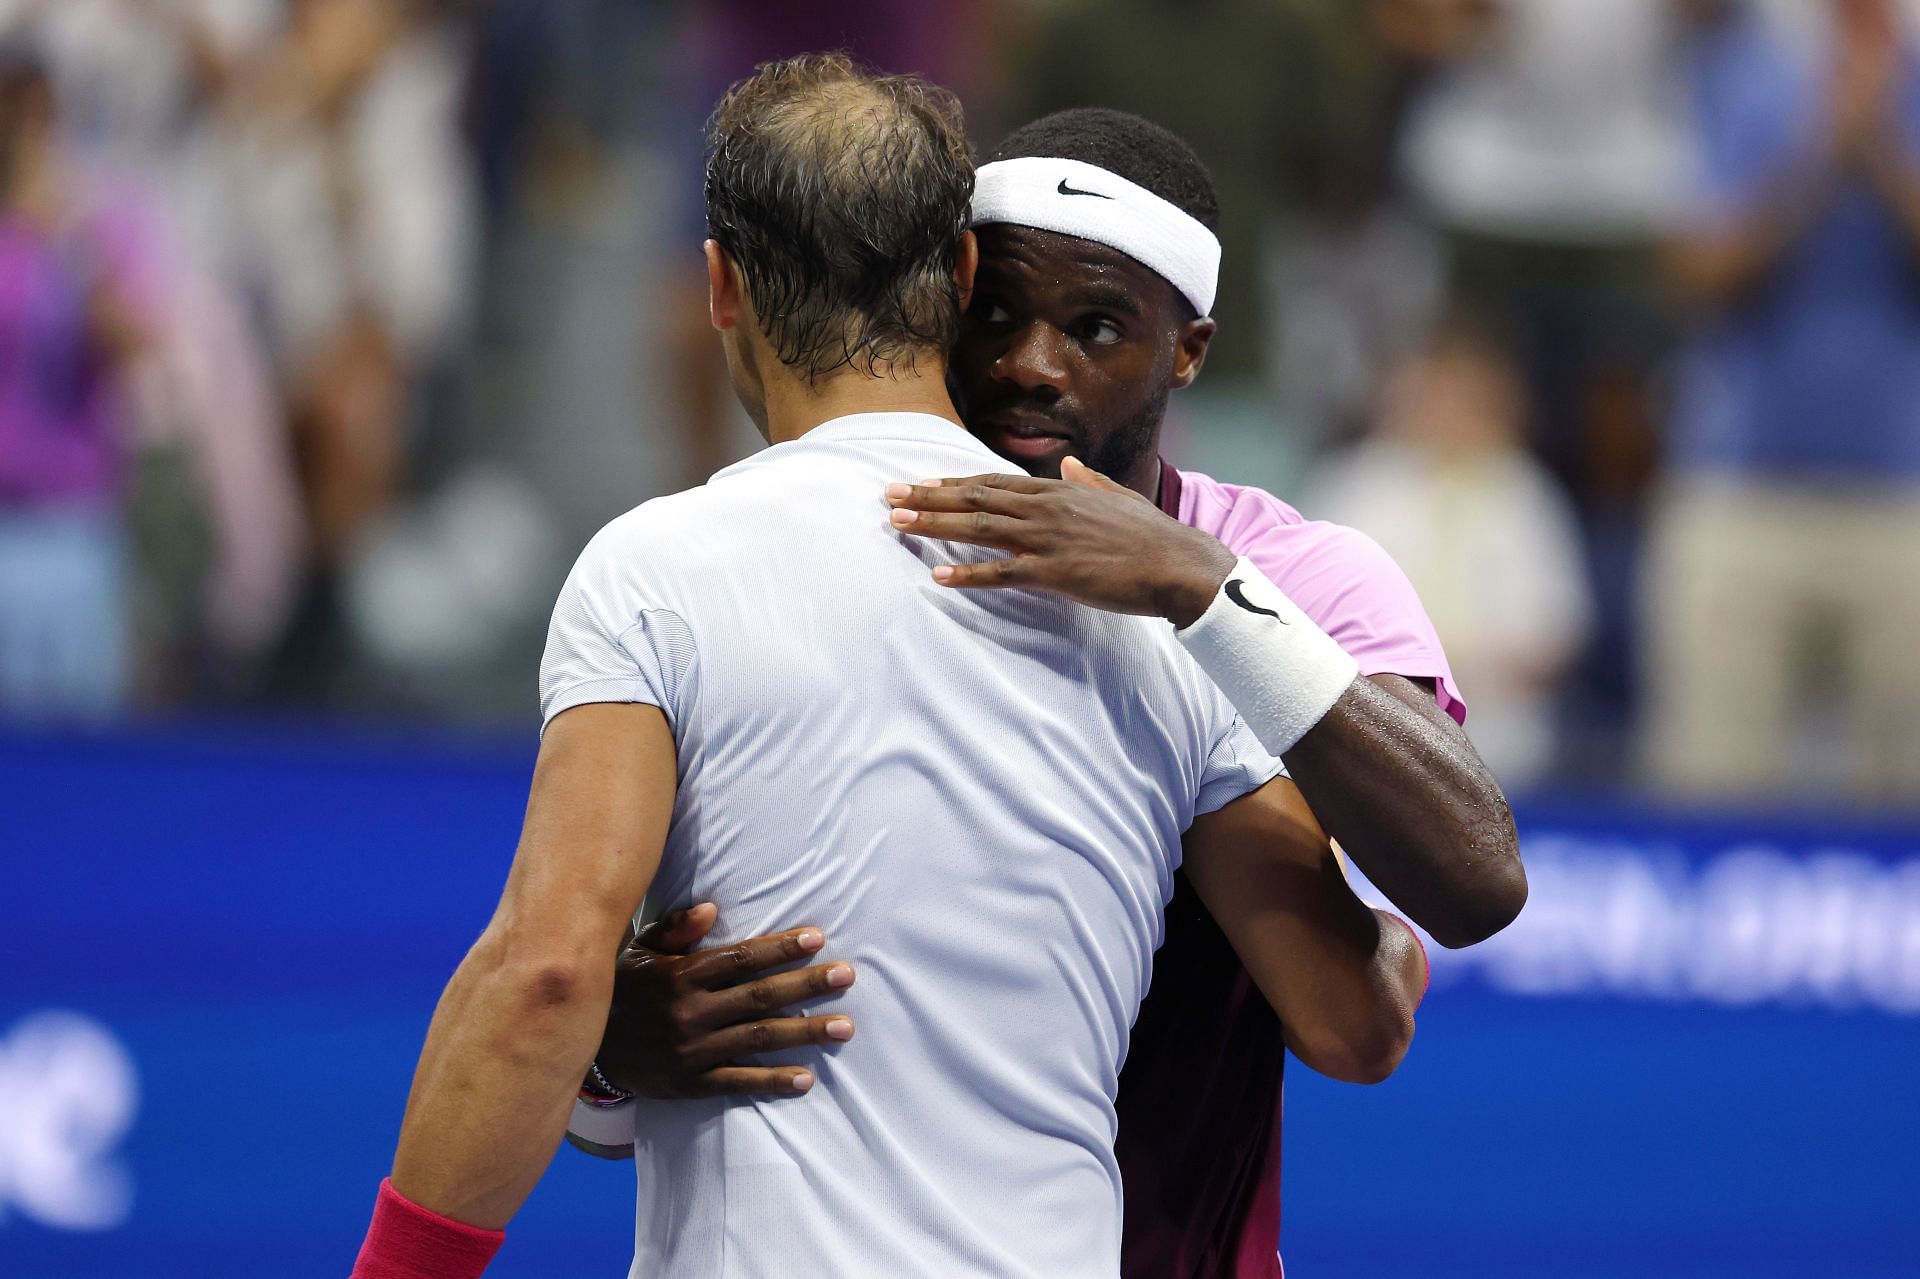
631,901,719,955
1062,454,1137,498
1062,455,1115,488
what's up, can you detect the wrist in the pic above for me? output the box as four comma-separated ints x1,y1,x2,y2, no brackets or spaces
1158,533,1237,628
579,1059,633,1107
351,1178,504,1279
1174,555,1360,755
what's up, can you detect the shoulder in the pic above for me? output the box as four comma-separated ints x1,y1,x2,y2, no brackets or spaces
1178,468,1406,598
562,483,738,613
1176,467,1469,724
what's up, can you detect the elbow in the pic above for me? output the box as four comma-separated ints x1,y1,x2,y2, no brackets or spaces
472,929,607,1015
1425,801,1528,950
1338,1034,1411,1087
1427,858,1528,950
515,959,597,1011
1294,1007,1416,1087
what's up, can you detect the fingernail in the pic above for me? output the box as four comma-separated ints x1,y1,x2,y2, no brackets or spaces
918,478,943,488
890,508,918,525
885,483,912,500
797,928,824,951
826,964,855,988
791,1070,814,1092
932,565,954,582
826,1018,854,1041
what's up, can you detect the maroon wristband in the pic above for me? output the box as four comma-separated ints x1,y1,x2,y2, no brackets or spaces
351,1178,505,1279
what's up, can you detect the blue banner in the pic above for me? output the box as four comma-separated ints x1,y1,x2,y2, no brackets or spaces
3,725,1916,1277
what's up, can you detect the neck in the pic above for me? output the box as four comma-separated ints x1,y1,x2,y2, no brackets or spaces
1119,454,1165,502
762,355,965,445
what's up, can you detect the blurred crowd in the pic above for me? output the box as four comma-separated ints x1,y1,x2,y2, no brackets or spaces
0,0,1915,808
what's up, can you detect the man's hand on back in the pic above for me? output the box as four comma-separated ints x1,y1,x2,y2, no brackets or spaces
885,456,1237,628
597,904,857,1099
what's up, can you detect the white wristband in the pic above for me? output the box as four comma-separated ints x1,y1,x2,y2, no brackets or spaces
1175,557,1360,755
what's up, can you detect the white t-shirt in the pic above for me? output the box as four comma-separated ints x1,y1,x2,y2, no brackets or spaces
540,412,1281,1278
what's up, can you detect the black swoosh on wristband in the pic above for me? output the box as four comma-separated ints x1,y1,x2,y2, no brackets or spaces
1224,578,1286,622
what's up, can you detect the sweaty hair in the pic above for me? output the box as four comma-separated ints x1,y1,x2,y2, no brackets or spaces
704,53,975,381
989,108,1221,235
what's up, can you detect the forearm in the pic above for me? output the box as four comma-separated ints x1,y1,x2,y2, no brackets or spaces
1282,675,1522,948
1663,164,1834,309
391,933,614,1229
1171,557,1522,947
1275,905,1424,1085
1185,796,1418,1085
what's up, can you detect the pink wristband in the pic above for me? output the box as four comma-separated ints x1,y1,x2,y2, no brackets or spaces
351,1178,505,1279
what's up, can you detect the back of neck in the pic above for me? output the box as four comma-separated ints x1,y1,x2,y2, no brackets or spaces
763,356,965,445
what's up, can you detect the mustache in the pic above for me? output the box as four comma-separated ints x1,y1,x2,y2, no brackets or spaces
969,396,1086,439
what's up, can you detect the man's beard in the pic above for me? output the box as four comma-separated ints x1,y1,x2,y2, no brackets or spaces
1084,382,1170,484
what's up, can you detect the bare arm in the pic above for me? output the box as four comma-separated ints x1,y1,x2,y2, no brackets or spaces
388,701,675,1228
1661,166,1834,310
1182,776,1424,1084
1280,672,1521,948
886,462,1524,947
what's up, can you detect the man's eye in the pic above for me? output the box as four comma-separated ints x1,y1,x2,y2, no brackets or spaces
1080,319,1122,346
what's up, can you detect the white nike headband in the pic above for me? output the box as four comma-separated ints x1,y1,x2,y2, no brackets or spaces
969,156,1221,317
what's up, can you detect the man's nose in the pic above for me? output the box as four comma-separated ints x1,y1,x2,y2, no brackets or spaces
992,322,1071,398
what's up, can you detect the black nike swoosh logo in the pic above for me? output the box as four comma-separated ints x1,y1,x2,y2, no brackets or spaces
1057,177,1113,199
1224,578,1286,622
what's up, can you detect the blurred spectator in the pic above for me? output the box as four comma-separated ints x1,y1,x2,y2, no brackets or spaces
1644,0,1920,803
1266,0,1486,452
1396,0,1689,769
0,1,309,700
1315,316,1592,789
0,0,277,176
201,0,476,689
1401,0,1689,251
0,53,154,717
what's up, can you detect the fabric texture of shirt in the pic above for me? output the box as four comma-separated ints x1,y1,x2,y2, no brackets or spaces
1115,463,1461,1279
541,414,1282,1279
1671,16,1920,479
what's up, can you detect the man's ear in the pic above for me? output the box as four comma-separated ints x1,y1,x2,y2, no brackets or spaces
953,230,979,314
1171,316,1216,390
705,239,739,331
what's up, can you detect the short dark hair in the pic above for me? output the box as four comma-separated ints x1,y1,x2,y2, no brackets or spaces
704,53,975,381
989,108,1220,235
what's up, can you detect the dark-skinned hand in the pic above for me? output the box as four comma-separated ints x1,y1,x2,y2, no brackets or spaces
884,456,1238,628
594,902,856,1100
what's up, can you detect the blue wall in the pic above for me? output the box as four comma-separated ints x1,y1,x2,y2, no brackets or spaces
4,725,1917,1277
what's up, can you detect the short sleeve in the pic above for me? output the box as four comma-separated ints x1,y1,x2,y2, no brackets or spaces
1239,520,1469,727
538,526,697,733
1193,714,1286,821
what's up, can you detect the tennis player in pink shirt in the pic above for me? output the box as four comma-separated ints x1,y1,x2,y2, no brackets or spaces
580,108,1524,1277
